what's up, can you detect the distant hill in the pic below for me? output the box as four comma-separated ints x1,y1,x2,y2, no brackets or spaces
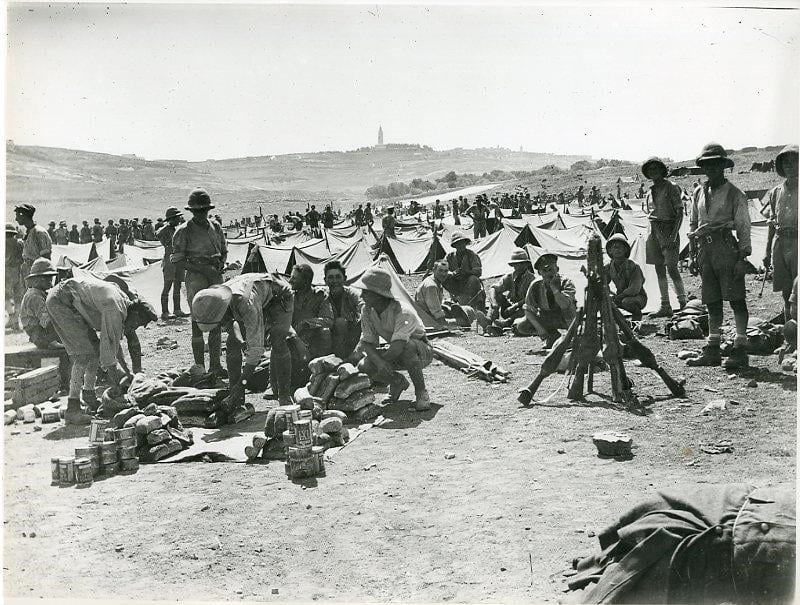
5,142,589,223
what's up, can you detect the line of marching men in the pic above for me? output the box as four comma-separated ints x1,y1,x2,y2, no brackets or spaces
415,143,798,371
8,188,436,427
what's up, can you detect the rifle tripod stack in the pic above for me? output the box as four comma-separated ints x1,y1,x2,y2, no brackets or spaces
518,235,686,412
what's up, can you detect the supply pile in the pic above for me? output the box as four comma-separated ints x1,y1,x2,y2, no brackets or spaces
299,354,381,422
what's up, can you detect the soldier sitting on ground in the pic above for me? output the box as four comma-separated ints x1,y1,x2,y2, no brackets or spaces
19,258,60,349
444,232,485,311
324,260,362,361
605,233,647,321
487,248,536,329
516,253,577,347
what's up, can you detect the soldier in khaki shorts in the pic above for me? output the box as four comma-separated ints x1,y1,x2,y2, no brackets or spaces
171,189,228,376
686,143,752,370
642,157,687,316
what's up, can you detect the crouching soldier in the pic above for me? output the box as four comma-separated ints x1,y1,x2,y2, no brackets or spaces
444,232,485,310
19,258,60,348
46,272,157,425
762,144,798,323
356,267,433,411
324,260,363,360
516,253,577,347
687,143,752,370
191,273,295,416
605,234,647,321
487,248,535,327
290,263,333,360
415,260,452,328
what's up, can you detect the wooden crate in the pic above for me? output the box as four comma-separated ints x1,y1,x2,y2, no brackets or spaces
8,365,60,408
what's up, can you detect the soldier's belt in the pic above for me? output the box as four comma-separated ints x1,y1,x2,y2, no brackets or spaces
696,230,737,247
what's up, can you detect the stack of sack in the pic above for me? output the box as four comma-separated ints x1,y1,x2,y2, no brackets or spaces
96,368,230,429
666,299,707,340
109,401,194,463
298,354,381,422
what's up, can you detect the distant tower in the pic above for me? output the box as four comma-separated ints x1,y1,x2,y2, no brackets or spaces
377,125,384,146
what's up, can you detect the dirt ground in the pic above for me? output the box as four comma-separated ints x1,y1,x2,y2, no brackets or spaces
3,271,796,604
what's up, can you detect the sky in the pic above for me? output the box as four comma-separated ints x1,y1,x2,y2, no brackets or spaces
5,2,800,162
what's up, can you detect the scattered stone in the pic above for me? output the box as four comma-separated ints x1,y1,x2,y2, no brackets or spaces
700,399,728,415
444,452,456,460
677,350,699,360
592,432,633,457
729,399,740,405
201,505,210,512
587,531,595,537
703,386,720,393
29,532,36,538
271,588,279,595
33,424,42,432
115,545,124,552
747,379,758,388
700,441,734,454
557,449,566,454
305,504,312,510
500,567,507,572
10,430,20,435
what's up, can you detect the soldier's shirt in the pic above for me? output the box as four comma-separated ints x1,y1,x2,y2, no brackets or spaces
761,181,798,230
524,275,577,314
645,179,683,222
415,275,446,321
292,287,333,329
19,287,50,331
495,269,535,304
361,299,426,345
171,217,227,264
690,180,751,255
328,286,362,324
22,224,52,263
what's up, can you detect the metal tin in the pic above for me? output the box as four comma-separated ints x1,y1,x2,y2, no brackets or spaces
114,427,136,441
99,442,117,465
293,419,313,447
275,405,295,435
89,419,110,443
282,430,295,447
116,437,136,449
51,457,61,484
58,457,75,485
285,404,301,424
74,445,96,461
101,462,118,476
119,458,139,472
41,409,60,424
74,458,93,486
117,445,137,460
288,455,315,478
104,428,116,442
288,445,312,459
312,445,325,477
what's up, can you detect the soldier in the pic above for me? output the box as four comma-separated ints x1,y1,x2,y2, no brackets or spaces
117,218,130,254
156,206,188,319
54,221,70,245
364,202,374,227
14,204,52,280
91,218,104,243
46,272,157,424
452,198,461,225
381,207,397,239
324,259,362,361
354,204,364,227
605,233,647,321
19,258,60,348
487,248,536,328
105,219,118,256
686,143,752,370
69,224,80,243
762,144,798,322
322,205,335,230
466,197,488,239
290,263,333,361
306,205,321,237
142,218,155,241
415,259,452,329
5,223,24,329
517,253,577,348
190,272,295,411
642,157,687,316
79,220,92,244
357,267,433,411
47,221,56,241
171,189,228,376
444,232,485,310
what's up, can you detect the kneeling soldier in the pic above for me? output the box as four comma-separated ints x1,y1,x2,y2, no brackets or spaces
356,267,433,411
325,260,363,361
687,143,752,370
19,258,60,349
191,273,295,415
488,248,535,327
605,234,647,321
444,232,485,310
517,253,577,347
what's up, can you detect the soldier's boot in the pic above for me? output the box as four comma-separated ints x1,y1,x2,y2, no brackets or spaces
650,304,673,318
686,344,722,367
172,289,188,317
191,336,206,368
207,327,227,379
65,398,92,426
160,293,170,320
723,346,749,370
81,389,100,413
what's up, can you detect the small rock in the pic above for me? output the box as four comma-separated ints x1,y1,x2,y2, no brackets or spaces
444,452,456,460
727,373,737,379
587,531,596,537
33,425,42,432
201,505,210,512
557,449,566,454
306,504,312,510
500,567,507,572
575,529,584,533
271,588,279,595
746,380,758,387
22,532,26,537
29,532,36,538
235,589,242,594
700,399,728,414
10,430,20,435
115,545,124,552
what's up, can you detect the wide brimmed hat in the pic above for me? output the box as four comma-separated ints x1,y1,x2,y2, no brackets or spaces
776,144,798,178
695,143,734,168
13,204,35,217
6,223,18,234
641,157,668,177
451,232,471,246
605,233,631,257
533,253,558,271
165,206,183,221
508,248,531,265
26,257,57,279
360,267,394,299
59,220,67,226
185,188,215,211
191,285,233,332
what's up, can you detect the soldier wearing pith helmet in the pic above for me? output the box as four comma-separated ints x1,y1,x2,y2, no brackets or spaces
687,143,752,371
171,189,228,376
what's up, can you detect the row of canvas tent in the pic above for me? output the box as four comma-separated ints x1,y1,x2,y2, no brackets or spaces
56,199,771,328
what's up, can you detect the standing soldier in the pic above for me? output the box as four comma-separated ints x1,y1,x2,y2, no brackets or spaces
5,223,24,329
118,219,130,254
54,221,70,245
642,156,687,316
322,205,335,230
762,144,798,323
142,218,155,241
14,204,52,280
466,196,488,239
91,218,104,243
364,202,374,227
306,205,321,237
156,206,188,319
381,207,397,239
171,189,227,376
686,143,752,370
105,219,118,257
69,224,80,243
452,198,461,225
354,204,364,227
47,221,57,241
79,220,92,244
